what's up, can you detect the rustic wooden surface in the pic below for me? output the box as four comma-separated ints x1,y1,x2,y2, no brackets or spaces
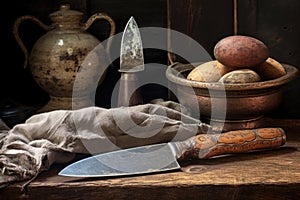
1,119,300,200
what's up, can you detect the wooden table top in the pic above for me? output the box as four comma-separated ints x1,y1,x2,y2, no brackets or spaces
1,119,300,200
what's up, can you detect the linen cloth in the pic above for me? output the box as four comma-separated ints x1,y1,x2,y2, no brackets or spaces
0,101,212,189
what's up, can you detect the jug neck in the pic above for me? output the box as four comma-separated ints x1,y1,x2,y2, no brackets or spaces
49,4,84,30
52,21,83,30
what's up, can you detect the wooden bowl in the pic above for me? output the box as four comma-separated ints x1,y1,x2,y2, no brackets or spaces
165,62,298,131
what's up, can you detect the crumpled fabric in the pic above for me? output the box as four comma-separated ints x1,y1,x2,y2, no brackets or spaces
0,100,212,189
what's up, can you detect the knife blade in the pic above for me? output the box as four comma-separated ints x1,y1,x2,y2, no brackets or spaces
59,127,286,178
117,16,144,107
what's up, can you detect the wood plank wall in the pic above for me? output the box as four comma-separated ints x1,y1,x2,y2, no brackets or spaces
1,0,299,119
238,0,300,118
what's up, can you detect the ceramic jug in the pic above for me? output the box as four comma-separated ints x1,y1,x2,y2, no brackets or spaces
13,4,115,112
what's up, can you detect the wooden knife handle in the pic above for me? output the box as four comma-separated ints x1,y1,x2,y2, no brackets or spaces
117,72,143,107
176,128,286,160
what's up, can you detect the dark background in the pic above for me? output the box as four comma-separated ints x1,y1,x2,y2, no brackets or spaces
0,0,299,125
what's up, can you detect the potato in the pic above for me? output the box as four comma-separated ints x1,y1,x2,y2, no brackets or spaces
219,69,261,84
187,60,234,82
253,57,286,80
214,35,269,68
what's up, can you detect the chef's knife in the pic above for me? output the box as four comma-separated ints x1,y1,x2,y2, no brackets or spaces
117,16,144,107
59,127,286,178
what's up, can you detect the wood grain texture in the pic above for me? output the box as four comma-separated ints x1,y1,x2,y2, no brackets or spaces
1,121,300,200
238,0,300,118
168,0,234,63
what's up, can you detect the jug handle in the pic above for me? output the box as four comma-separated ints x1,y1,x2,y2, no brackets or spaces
13,15,53,68
83,13,116,59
